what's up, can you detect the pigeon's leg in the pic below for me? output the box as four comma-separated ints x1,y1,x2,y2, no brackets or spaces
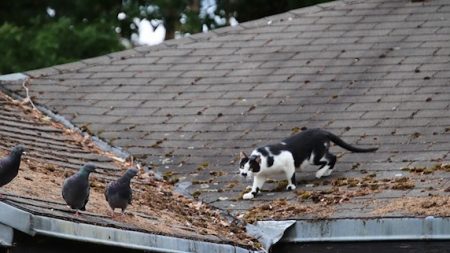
0,193,5,200
74,210,80,216
121,208,126,216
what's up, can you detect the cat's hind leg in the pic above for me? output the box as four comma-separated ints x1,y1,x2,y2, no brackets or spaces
322,153,336,177
243,175,265,199
315,152,336,178
311,149,328,178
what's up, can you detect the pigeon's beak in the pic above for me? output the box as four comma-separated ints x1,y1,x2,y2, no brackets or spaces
22,151,27,156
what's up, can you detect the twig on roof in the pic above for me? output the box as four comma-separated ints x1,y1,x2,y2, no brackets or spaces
20,78,37,110
111,156,126,163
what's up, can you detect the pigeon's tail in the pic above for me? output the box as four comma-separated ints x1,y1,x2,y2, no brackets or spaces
69,205,80,211
326,131,378,153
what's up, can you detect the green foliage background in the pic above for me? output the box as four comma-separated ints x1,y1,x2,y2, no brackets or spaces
0,0,124,74
0,0,332,75
0,19,123,74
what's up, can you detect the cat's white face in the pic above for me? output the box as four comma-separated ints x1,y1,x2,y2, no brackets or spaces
238,152,261,178
239,159,252,178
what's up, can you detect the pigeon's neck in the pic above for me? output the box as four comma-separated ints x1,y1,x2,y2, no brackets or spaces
9,153,22,167
11,152,22,160
118,176,132,184
79,170,92,178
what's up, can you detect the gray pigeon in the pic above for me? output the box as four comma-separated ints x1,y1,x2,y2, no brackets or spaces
105,168,138,215
0,145,25,191
62,163,96,213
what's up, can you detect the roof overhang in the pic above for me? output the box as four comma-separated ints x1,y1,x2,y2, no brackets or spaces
0,202,255,253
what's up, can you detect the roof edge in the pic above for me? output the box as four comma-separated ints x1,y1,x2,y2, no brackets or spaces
0,202,256,253
279,217,450,244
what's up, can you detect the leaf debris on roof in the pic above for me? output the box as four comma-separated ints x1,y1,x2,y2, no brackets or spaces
0,91,259,249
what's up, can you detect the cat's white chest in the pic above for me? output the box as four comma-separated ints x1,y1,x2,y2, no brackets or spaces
259,151,295,175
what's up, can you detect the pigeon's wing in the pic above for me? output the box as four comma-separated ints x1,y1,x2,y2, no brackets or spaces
117,184,132,204
80,190,89,211
105,180,132,209
104,185,109,202
0,155,18,187
62,174,90,210
107,181,119,195
105,181,121,204
62,176,80,207
0,157,7,171
61,177,72,202
0,154,13,168
104,181,115,202
127,188,133,205
0,157,9,186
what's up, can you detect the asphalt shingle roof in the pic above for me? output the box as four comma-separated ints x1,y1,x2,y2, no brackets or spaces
0,92,256,249
1,0,450,220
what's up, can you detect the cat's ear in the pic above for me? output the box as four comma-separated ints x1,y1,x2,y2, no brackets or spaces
239,151,248,160
255,155,261,164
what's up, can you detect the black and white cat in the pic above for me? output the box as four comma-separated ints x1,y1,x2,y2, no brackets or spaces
239,128,378,199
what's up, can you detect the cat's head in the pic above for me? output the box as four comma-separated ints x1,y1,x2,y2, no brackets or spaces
239,151,261,178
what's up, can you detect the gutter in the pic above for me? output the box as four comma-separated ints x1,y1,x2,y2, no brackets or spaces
281,217,450,243
0,202,255,253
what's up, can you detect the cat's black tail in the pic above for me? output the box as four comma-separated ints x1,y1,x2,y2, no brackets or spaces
325,131,378,153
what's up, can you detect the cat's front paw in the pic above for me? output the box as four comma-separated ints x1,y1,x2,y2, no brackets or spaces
286,184,296,191
243,192,255,200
